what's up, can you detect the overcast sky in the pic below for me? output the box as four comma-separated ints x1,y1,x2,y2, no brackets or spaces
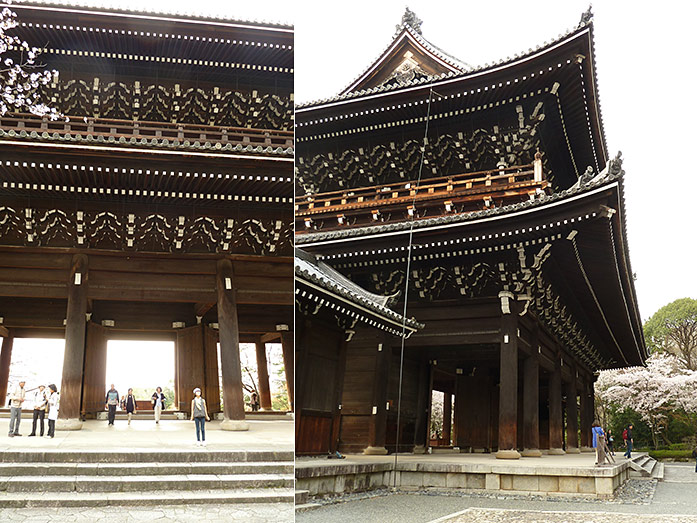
21,0,696,322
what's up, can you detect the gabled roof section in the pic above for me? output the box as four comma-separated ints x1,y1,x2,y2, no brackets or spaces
341,10,469,95
295,248,423,333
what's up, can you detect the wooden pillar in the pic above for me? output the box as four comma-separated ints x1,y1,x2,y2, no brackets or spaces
579,378,593,452
57,254,88,430
496,293,520,459
279,330,294,411
521,355,541,457
254,338,273,410
0,334,13,405
216,259,248,431
443,392,452,445
365,337,391,455
413,360,431,453
565,369,580,452
549,355,564,454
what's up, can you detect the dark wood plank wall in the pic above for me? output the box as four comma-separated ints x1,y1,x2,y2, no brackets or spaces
203,325,221,413
81,322,108,416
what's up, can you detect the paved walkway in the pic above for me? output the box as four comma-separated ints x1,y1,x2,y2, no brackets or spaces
297,465,697,523
0,418,293,451
0,503,293,522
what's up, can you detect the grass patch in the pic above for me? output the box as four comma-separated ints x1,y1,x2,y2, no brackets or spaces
649,450,695,461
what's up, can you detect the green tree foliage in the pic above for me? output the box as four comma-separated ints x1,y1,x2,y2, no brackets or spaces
644,298,697,370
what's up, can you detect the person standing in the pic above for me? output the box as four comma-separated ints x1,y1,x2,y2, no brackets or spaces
124,388,137,425
592,421,608,466
28,385,48,437
46,384,59,438
250,392,260,412
8,380,26,437
623,424,634,459
151,387,166,424
692,447,697,473
190,387,210,447
105,384,119,426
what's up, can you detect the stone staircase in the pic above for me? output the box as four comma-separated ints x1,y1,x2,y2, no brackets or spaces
628,453,664,480
0,449,294,507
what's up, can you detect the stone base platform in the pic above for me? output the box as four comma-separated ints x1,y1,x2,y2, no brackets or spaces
296,452,633,499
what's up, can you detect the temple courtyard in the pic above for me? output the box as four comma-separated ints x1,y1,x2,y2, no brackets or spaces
297,463,697,523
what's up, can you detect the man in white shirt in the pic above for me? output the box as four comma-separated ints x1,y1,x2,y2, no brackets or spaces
28,385,48,437
8,380,26,437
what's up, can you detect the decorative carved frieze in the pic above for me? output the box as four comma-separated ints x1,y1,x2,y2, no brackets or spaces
0,206,291,256
297,107,548,194
37,79,293,131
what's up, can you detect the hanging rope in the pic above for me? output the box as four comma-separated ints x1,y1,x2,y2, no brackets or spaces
393,87,436,486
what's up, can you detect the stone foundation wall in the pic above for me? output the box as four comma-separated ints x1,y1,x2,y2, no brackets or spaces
295,461,631,499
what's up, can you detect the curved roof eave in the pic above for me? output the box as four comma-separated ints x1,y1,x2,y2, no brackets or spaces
297,20,593,111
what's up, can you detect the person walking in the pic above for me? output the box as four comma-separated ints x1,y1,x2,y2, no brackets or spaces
151,387,166,424
8,380,26,437
105,384,119,426
592,421,609,466
190,387,210,447
124,388,137,425
606,429,615,456
623,424,634,459
28,385,48,437
46,384,59,438
692,447,697,473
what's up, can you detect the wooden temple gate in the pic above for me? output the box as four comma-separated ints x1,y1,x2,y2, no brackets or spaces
0,4,294,428
295,10,645,457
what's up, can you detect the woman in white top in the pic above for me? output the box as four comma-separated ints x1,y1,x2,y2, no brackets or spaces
46,384,59,438
190,387,210,447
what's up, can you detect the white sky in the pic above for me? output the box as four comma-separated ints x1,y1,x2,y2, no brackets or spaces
106,340,174,396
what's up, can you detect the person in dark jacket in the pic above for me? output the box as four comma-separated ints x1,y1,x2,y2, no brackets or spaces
151,387,166,424
623,424,634,458
105,384,119,426
124,388,137,425
28,385,48,437
692,447,697,473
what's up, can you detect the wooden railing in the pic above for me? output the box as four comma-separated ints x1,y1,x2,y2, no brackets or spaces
0,113,293,150
296,161,544,217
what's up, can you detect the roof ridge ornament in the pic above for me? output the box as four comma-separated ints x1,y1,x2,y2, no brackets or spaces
608,151,623,176
397,7,423,35
578,5,593,27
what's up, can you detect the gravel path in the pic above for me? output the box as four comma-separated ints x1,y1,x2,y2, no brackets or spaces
296,465,697,523
434,508,697,523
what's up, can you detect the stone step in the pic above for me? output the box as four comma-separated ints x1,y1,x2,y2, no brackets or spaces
0,488,295,508
295,489,309,504
0,473,294,492
0,461,293,476
644,457,657,476
0,450,293,463
652,461,665,480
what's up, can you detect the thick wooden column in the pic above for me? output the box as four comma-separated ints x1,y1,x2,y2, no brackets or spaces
496,294,520,459
565,369,580,452
216,259,248,431
579,378,593,452
0,334,13,405
255,338,273,411
279,330,294,411
521,354,541,457
57,254,88,430
412,360,432,453
365,337,391,455
443,392,452,445
548,355,565,454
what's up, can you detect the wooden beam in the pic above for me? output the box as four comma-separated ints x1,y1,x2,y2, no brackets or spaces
0,325,8,337
255,338,273,411
260,332,281,344
496,302,520,459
